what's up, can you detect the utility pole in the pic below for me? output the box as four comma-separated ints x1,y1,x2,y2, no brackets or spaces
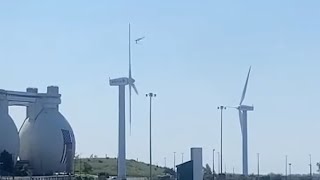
217,105,226,175
146,92,156,180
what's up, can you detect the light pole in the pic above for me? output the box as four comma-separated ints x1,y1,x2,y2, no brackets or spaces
164,157,166,167
289,163,292,180
146,92,156,180
217,152,220,174
309,154,312,177
257,153,260,180
285,155,288,180
213,149,215,180
217,106,226,174
174,152,176,179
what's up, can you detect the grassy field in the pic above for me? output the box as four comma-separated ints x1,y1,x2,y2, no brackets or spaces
74,157,167,178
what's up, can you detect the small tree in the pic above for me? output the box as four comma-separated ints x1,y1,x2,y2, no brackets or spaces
163,168,175,176
317,162,320,173
203,164,213,180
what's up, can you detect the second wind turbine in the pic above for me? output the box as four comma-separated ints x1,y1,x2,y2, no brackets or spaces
229,67,254,176
109,24,143,180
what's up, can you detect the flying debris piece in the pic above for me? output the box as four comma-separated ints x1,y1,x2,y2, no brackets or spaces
135,36,145,44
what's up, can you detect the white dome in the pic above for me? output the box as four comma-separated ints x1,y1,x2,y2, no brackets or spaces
19,107,75,175
0,112,20,164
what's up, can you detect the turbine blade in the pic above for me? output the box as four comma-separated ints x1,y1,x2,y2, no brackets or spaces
129,23,132,135
129,83,132,135
132,83,139,95
129,23,132,80
239,66,251,105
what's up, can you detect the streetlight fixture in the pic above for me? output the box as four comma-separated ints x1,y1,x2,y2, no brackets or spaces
146,92,156,180
217,105,226,174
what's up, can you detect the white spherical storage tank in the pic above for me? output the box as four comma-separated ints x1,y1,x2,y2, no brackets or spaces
0,96,20,165
19,87,75,175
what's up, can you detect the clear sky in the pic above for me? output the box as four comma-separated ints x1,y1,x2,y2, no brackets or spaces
1,0,320,175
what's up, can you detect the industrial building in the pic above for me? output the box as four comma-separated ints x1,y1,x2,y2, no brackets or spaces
0,86,75,176
177,148,203,180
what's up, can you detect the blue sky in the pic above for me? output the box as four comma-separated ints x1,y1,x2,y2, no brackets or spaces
1,0,320,175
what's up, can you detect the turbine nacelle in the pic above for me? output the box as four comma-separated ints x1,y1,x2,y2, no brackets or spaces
109,77,130,86
238,105,254,111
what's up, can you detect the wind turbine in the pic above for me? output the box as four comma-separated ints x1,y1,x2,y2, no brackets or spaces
109,23,138,180
230,67,254,176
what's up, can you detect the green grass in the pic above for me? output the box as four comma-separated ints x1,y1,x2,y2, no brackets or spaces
74,158,167,178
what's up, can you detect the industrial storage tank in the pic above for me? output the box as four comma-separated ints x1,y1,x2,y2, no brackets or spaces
19,87,75,175
0,92,20,165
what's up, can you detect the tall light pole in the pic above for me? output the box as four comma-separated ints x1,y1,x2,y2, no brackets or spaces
213,149,215,179
309,154,312,177
285,155,288,180
289,163,292,180
217,106,226,174
174,152,176,180
217,152,220,174
257,153,260,180
146,92,156,180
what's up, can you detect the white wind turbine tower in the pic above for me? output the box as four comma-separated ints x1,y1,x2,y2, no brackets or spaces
230,67,254,176
109,24,139,180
